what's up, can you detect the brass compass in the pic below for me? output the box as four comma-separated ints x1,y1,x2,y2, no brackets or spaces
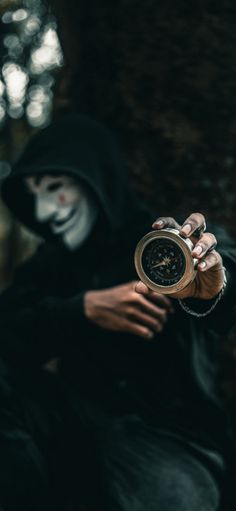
134,228,198,295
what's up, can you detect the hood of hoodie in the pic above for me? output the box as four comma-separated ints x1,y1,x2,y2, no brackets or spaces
1,113,134,242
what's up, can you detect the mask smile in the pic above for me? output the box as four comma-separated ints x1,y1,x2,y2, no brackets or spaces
50,207,78,234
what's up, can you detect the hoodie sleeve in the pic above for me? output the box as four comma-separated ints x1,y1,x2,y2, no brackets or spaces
0,245,94,367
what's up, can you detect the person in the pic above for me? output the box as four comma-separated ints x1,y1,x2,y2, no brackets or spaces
0,112,235,511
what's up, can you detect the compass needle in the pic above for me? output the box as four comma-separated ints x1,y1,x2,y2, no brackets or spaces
151,260,167,269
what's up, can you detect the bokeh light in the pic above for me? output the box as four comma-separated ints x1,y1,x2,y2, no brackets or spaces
23,15,41,37
0,104,6,124
2,62,28,113
30,25,63,74
0,0,64,128
12,8,28,22
2,11,14,24
0,81,5,97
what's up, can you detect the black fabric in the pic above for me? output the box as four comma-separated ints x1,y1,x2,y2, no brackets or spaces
0,113,236,509
0,360,225,511
0,361,103,511
99,416,223,511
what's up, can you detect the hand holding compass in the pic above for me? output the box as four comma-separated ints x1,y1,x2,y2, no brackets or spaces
135,212,225,300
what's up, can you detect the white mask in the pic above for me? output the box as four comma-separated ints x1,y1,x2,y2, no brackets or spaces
25,174,98,250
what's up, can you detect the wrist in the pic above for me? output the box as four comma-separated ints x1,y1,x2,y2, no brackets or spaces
178,269,227,317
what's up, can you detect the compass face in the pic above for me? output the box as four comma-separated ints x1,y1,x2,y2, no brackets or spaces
141,238,186,287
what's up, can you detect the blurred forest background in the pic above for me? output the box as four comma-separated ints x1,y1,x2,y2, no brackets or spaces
1,0,236,436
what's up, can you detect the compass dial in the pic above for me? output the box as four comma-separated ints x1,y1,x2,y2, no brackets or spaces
141,238,186,287
135,228,196,294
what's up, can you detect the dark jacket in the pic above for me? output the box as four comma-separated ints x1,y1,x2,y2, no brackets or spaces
1,113,236,454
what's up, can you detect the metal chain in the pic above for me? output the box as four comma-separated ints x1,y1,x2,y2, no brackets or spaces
178,268,227,318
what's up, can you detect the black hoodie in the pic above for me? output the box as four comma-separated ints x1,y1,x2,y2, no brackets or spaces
1,113,236,453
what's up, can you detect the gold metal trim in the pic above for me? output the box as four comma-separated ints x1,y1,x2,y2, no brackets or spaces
134,228,197,295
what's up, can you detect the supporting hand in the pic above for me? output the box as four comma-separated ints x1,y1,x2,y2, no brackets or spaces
84,281,174,340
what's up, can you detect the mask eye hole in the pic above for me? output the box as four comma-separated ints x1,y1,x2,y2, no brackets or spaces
47,182,63,192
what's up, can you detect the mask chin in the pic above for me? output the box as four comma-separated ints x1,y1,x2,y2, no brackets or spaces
61,196,98,250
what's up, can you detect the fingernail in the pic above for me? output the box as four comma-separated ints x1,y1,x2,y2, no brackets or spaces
147,331,154,339
193,245,202,256
181,224,192,236
198,261,206,269
152,220,164,228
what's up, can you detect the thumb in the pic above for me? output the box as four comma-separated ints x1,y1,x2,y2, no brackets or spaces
135,281,150,295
